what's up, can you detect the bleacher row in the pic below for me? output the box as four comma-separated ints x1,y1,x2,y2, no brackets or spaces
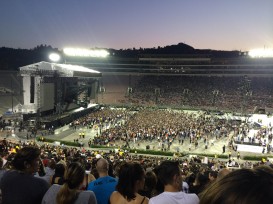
99,75,273,113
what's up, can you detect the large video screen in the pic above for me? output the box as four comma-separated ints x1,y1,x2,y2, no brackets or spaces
41,83,54,111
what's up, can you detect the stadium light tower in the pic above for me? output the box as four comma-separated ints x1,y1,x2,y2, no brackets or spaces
49,53,61,62
63,48,109,58
60,48,109,65
248,48,273,58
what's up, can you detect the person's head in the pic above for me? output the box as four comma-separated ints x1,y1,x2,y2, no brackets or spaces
56,162,85,204
54,163,65,177
48,159,56,170
194,172,209,186
64,162,85,189
116,162,145,201
217,168,231,180
144,171,157,191
156,160,182,191
208,170,218,181
96,158,109,175
1,152,8,159
12,146,41,174
199,166,273,204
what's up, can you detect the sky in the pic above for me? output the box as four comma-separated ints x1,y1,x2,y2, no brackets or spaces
0,0,272,51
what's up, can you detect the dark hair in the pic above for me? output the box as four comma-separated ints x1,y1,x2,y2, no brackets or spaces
12,146,41,171
209,170,218,179
48,159,56,169
0,157,3,169
56,162,85,204
144,171,157,191
199,166,273,204
116,162,145,201
54,163,65,177
140,170,157,198
156,161,180,185
194,172,209,186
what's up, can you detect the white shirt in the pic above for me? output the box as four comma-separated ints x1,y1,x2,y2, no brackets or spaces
149,191,199,204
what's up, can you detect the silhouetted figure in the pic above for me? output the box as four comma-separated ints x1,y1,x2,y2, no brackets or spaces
222,145,226,154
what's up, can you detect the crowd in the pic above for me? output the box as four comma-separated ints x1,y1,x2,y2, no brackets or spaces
231,122,273,153
117,75,273,112
87,108,236,153
0,138,273,204
1,96,273,204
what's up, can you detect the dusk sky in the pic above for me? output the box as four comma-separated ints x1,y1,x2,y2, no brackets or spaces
0,0,272,51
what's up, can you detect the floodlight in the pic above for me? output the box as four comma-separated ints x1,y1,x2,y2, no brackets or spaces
63,48,109,58
249,49,273,58
49,53,61,62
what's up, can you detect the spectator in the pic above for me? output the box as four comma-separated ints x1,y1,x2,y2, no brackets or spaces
199,166,273,204
217,168,231,180
139,170,157,198
110,162,149,204
208,170,218,182
0,152,8,167
87,158,117,204
0,157,6,203
189,172,209,195
42,162,97,204
50,163,65,185
38,158,56,184
149,161,199,204
0,146,49,204
0,157,6,183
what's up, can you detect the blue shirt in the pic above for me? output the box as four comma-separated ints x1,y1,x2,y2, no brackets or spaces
87,176,118,204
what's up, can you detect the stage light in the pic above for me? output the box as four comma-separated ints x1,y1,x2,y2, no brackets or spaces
49,53,61,62
63,48,109,58
249,48,273,58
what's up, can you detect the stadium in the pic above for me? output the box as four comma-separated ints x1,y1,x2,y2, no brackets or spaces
1,44,273,153
1,43,273,203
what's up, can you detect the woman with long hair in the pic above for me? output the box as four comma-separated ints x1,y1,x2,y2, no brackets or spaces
110,162,149,204
42,162,97,204
199,166,273,204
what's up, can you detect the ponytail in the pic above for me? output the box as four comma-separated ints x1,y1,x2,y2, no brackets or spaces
56,183,78,204
56,162,84,204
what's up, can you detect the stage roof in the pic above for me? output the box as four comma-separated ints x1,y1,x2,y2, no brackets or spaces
19,61,102,78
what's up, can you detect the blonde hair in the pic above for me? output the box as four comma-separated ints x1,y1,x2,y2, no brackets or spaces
56,162,85,204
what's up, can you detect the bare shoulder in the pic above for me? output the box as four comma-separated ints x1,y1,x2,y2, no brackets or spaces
143,196,149,204
110,191,120,197
136,194,149,204
110,192,149,204
109,191,122,203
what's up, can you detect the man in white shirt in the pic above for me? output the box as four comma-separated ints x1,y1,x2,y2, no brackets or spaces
149,161,199,204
